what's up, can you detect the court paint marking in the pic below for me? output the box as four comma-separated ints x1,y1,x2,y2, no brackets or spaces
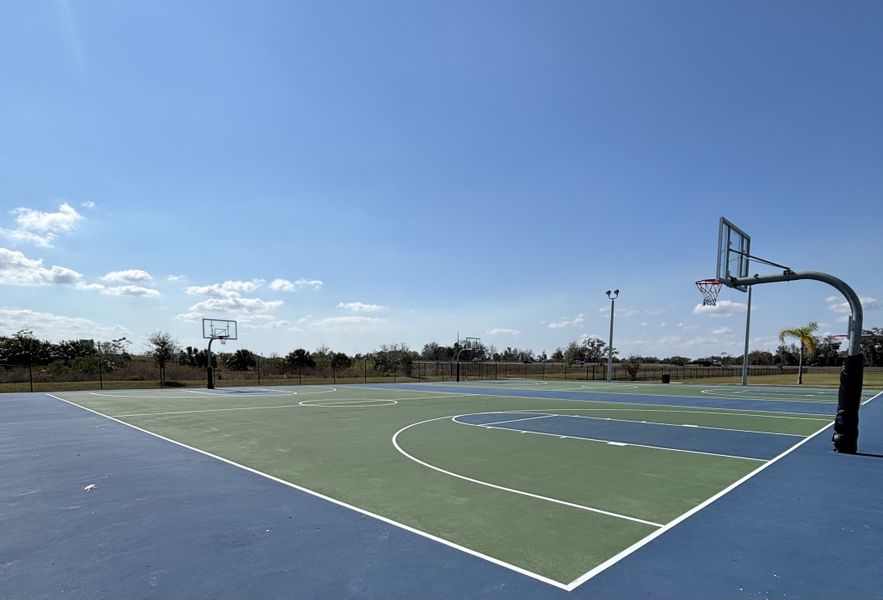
515,411,808,437
110,394,475,418
299,399,398,408
700,388,835,401
480,414,556,427
563,389,883,590
520,406,832,423
452,415,768,463
87,385,338,399
392,414,664,528
186,389,300,397
45,393,570,591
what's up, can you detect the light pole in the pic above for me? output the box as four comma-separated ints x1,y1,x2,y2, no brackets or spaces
605,289,619,382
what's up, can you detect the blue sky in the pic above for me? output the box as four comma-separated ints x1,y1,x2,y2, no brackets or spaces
1,1,880,358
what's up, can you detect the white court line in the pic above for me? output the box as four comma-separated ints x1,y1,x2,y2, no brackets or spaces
479,414,556,428
373,383,836,419
45,393,570,591
530,412,807,438
112,394,476,418
392,415,663,528
563,388,883,590
454,417,767,463
523,406,832,423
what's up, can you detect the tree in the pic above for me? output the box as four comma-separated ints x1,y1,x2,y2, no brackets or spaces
747,350,774,366
330,352,352,369
861,328,883,367
146,331,179,386
625,356,642,381
778,321,819,384
285,348,315,370
813,337,845,366
225,349,257,370
0,330,52,364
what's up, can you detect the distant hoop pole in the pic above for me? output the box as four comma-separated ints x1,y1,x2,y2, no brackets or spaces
206,335,227,389
729,270,864,453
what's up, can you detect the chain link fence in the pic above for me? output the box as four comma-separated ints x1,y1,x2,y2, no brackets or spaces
1,357,846,392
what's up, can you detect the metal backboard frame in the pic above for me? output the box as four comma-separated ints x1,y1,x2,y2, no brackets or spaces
464,337,481,350
202,318,238,340
716,217,751,292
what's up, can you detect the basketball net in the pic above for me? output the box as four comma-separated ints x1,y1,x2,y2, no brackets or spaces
695,279,722,306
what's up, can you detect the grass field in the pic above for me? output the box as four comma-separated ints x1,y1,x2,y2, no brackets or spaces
50,380,868,587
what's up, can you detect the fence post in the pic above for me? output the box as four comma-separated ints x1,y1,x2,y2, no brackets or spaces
257,357,261,385
98,355,104,390
394,364,397,383
298,366,302,385
28,357,34,393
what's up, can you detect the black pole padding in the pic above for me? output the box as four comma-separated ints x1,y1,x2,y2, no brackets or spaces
833,353,863,454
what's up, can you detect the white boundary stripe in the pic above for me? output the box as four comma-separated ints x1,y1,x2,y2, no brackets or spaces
532,412,807,438
563,389,883,591
452,416,767,463
393,415,664,528
111,394,476,418
522,406,832,423
480,414,556,427
372,383,836,419
44,393,570,591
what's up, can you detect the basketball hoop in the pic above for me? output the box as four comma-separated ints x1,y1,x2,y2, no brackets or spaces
695,279,722,306
218,336,227,346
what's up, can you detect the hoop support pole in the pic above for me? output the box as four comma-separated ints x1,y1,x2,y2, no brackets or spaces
729,270,864,453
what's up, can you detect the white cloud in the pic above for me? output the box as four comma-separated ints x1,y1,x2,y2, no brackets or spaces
101,269,154,283
337,301,386,313
294,278,323,290
0,308,128,341
175,311,203,323
75,281,160,297
167,274,186,282
487,328,521,336
186,279,264,298
827,295,878,321
269,278,295,292
711,326,732,335
309,316,387,331
81,201,97,210
189,297,283,314
547,313,585,329
0,247,82,285
692,300,747,317
268,278,324,292
1,202,85,247
103,285,160,297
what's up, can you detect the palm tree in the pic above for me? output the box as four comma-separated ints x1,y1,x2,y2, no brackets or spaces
778,321,819,384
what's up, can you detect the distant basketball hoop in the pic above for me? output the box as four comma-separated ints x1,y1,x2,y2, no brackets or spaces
695,279,722,306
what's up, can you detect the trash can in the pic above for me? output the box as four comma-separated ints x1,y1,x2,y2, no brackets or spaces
661,374,671,384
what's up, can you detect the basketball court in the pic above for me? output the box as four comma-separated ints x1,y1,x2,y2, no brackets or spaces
2,216,879,598
2,379,882,598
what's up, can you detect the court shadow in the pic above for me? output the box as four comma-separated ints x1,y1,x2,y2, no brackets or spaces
855,452,883,459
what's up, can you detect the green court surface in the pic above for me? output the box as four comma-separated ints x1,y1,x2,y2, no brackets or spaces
53,383,840,586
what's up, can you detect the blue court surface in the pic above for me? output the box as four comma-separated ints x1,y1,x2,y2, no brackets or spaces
2,382,882,599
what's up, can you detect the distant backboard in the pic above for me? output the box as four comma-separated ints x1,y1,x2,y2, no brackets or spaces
202,318,238,340
464,337,481,350
716,217,751,292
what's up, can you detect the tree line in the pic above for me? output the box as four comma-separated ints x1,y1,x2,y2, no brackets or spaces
2,328,882,380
